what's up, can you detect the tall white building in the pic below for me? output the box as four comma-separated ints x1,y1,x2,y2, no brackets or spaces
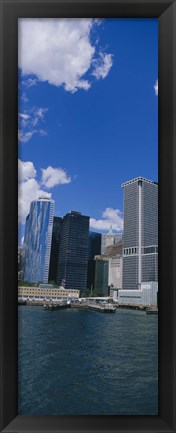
101,227,122,255
108,256,123,289
122,177,158,290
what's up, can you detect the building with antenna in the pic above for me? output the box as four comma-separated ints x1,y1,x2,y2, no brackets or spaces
122,177,158,290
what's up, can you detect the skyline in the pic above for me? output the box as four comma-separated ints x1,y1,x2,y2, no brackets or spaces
18,18,158,244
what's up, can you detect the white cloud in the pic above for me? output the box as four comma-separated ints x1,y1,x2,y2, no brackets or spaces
32,107,48,126
18,129,37,143
21,93,29,103
18,105,48,143
90,207,123,232
92,52,113,80
41,166,71,188
22,77,38,87
18,159,71,223
19,113,30,120
18,159,36,181
154,79,158,96
18,177,51,224
18,18,113,93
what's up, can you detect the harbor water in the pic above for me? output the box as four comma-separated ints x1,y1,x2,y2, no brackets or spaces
18,306,158,415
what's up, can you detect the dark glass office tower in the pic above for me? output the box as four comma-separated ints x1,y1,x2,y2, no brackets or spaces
88,231,102,260
87,258,109,296
49,216,62,283
122,177,158,290
57,211,89,291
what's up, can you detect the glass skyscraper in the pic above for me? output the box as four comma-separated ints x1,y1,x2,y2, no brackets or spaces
122,177,158,290
23,197,55,283
49,216,62,283
57,211,89,291
88,231,102,260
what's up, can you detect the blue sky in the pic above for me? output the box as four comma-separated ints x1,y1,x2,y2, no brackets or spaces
18,18,158,243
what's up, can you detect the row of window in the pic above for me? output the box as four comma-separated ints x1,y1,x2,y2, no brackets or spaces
19,288,79,294
119,295,141,299
123,246,158,255
123,247,137,255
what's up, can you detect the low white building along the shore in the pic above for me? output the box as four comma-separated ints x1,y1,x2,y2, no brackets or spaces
118,281,158,307
18,284,80,302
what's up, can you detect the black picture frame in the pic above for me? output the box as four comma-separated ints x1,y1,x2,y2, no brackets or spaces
0,0,176,432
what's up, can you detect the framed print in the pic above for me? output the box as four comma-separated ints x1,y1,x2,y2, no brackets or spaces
0,0,176,432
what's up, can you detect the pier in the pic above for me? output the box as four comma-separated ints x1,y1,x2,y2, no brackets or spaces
87,303,116,313
43,303,71,310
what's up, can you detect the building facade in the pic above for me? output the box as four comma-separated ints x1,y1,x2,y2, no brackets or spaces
101,227,122,255
57,211,89,291
87,257,109,296
49,216,62,283
18,286,80,300
108,256,123,289
23,197,55,283
122,177,158,289
118,281,158,307
88,231,102,260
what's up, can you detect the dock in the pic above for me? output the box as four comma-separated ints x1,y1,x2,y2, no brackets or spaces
43,303,71,310
145,306,158,314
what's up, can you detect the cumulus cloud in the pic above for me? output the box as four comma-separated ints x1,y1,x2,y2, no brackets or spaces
41,166,71,188
18,18,113,93
18,177,51,224
90,207,123,232
154,79,158,96
18,105,48,143
18,159,36,181
18,159,71,223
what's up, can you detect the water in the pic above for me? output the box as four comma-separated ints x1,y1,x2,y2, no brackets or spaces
18,306,158,415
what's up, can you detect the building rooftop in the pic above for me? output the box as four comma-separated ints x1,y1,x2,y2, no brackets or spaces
121,176,158,188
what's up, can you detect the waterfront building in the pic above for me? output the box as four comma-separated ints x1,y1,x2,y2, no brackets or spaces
88,231,102,260
23,197,55,283
57,211,89,291
118,281,158,307
49,216,62,283
95,258,109,296
101,227,122,255
122,177,158,290
18,286,80,301
87,256,109,296
108,256,123,289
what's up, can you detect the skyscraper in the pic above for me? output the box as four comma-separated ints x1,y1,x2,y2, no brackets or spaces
122,177,158,290
57,211,89,291
23,197,55,283
49,216,62,283
101,227,122,255
88,231,102,260
87,257,109,296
